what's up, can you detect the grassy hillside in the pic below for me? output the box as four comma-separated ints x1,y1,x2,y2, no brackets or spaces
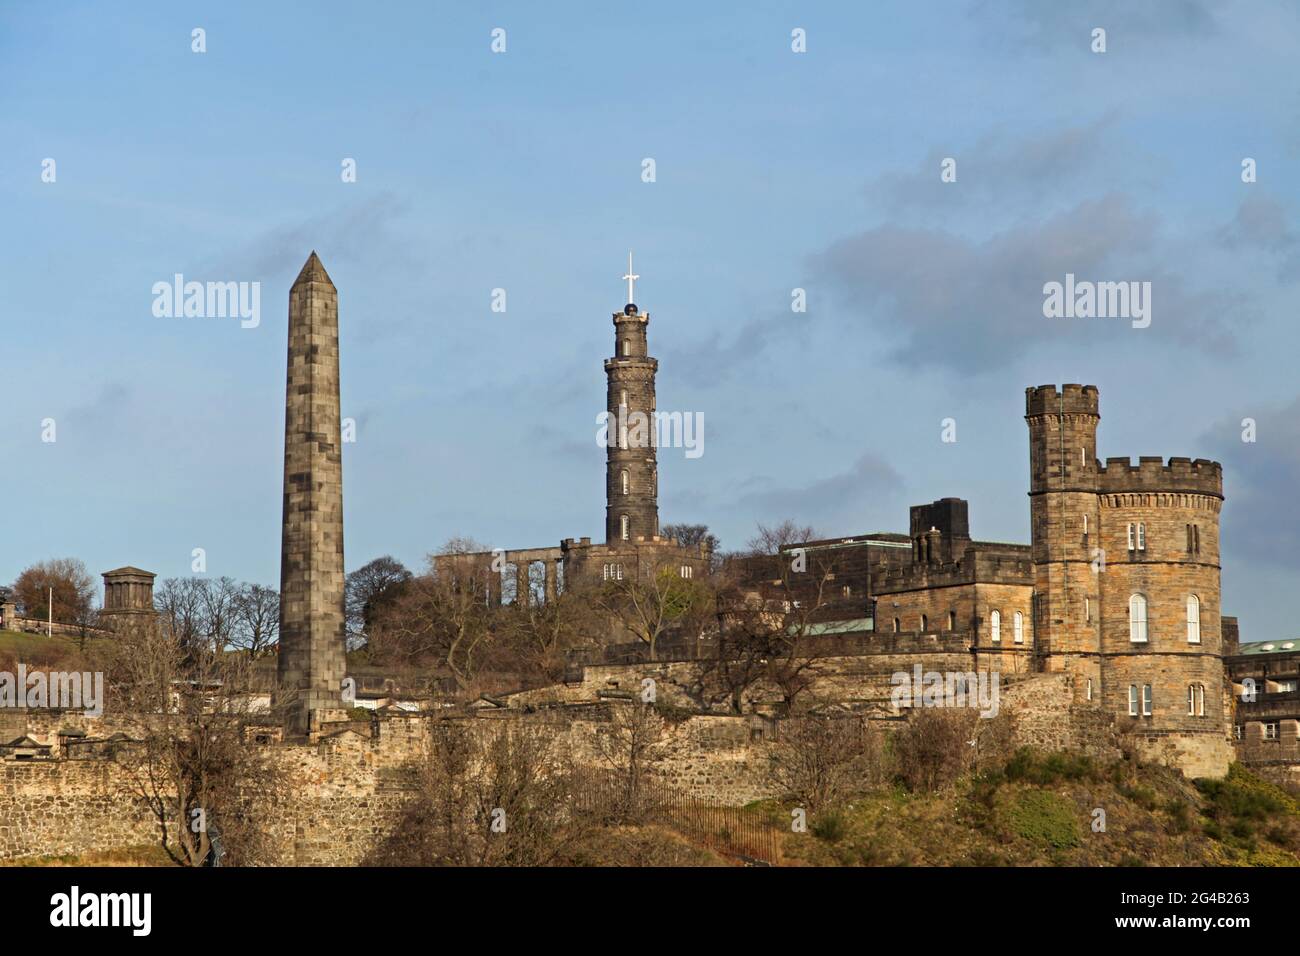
754,754,1300,867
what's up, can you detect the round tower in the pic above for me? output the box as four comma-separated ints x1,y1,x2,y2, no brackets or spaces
603,260,659,545
1097,455,1228,776
1025,384,1103,684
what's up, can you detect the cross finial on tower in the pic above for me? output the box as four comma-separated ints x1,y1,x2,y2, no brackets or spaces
622,251,639,307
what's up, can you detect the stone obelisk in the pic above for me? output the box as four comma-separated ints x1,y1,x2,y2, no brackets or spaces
276,251,348,735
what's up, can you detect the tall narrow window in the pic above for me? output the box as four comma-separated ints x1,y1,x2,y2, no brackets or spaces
1082,515,1089,535
893,617,900,633
990,610,1001,643
1085,597,1091,623
1193,525,1200,553
1137,523,1146,551
620,470,629,495
1142,684,1153,716
948,611,957,631
620,514,629,541
1187,684,1196,716
921,614,928,632
621,339,630,356
1127,523,1135,550
1013,611,1024,644
1128,685,1139,716
1186,595,1200,643
1129,594,1148,643
1086,678,1093,701
1196,684,1205,716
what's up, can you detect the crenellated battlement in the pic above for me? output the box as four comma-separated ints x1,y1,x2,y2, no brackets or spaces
1025,383,1100,418
1097,455,1223,497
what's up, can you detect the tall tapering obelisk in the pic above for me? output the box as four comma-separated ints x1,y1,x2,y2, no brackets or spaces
276,251,348,734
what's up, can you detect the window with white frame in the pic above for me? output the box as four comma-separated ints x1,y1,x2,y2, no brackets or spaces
680,565,692,579
1086,678,1093,701
620,515,629,540
1264,722,1279,740
990,610,1001,643
1186,594,1200,643
1129,593,1148,643
1142,684,1153,717
1013,611,1024,644
621,470,629,495
1187,684,1196,716
1137,522,1146,551
1085,597,1091,623
1127,523,1135,550
1128,685,1139,716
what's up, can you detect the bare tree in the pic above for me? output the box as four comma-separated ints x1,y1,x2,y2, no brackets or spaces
153,577,207,651
345,555,412,649
766,716,885,810
597,561,711,660
374,717,587,866
593,701,666,817
231,583,279,658
368,548,494,689
106,614,288,866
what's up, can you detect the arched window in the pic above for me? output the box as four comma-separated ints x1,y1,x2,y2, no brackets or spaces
1186,595,1200,643
1129,594,1148,643
990,610,1001,643
620,470,629,495
892,617,900,633
1013,611,1024,644
620,514,629,541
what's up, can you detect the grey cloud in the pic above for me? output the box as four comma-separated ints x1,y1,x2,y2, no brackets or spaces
736,453,902,527
812,193,1243,372
1202,396,1300,569
974,0,1220,48
1217,195,1300,281
867,115,1120,214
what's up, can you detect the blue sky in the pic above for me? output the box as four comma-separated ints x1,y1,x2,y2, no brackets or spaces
2,1,1298,639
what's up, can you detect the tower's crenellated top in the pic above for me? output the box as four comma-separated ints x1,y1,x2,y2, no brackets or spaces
1025,383,1100,419
1097,456,1223,497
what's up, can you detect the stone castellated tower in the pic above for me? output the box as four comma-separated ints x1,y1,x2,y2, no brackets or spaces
1026,385,1103,680
1028,384,1231,778
604,265,659,545
276,252,348,735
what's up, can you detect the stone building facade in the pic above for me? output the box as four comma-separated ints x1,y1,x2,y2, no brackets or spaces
769,384,1234,778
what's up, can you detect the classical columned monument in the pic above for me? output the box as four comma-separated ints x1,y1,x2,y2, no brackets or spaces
275,252,348,734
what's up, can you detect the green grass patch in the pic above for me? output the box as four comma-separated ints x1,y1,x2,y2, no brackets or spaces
1003,790,1081,849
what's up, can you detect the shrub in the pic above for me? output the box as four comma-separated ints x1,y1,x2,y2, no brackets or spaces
1005,791,1080,849
892,710,977,793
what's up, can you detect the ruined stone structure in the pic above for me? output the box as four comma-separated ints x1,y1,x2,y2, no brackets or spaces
276,252,348,734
